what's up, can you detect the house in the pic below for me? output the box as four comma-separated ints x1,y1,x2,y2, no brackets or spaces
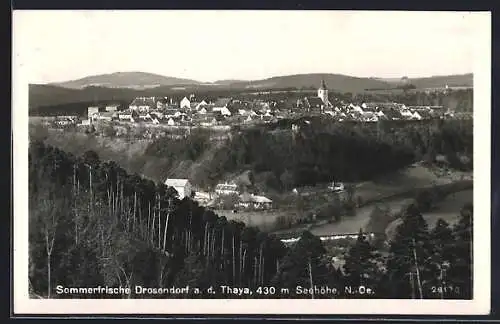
215,183,239,196
362,112,379,122
382,109,402,120
302,97,324,111
164,108,178,117
400,109,414,119
218,106,232,117
105,104,120,112
411,111,423,120
417,109,433,120
164,178,192,200
180,97,191,109
139,113,153,121
156,98,169,109
80,119,91,126
118,113,133,121
237,193,273,210
95,111,115,122
244,115,253,123
200,117,218,126
196,100,208,110
193,191,211,205
150,111,164,119
213,98,232,112
167,118,176,126
88,106,100,118
96,116,113,122
352,104,365,113
129,97,156,112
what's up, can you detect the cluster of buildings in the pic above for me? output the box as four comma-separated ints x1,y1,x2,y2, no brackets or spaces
82,80,451,127
164,178,273,211
33,80,466,130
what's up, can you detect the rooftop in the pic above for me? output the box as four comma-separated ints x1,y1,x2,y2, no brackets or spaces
165,178,190,187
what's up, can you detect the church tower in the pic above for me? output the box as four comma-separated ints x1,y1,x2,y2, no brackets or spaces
317,79,329,105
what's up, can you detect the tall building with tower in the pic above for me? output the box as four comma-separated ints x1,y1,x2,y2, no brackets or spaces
317,79,329,105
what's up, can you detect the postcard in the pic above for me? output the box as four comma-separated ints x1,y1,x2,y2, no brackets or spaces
12,10,491,316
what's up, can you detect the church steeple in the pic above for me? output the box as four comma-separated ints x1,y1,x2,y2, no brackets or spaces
319,79,327,90
318,79,329,106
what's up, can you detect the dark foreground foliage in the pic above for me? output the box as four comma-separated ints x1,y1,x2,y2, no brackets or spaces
29,142,473,299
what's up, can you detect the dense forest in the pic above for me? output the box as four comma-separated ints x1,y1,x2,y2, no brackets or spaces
29,142,473,299
143,118,473,191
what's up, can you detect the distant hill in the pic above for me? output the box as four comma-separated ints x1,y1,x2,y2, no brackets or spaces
229,73,392,93
29,84,142,109
51,72,202,90
372,74,473,89
409,73,473,89
212,79,249,86
30,72,474,110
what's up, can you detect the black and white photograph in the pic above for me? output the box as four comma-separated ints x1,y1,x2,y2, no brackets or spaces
13,10,491,315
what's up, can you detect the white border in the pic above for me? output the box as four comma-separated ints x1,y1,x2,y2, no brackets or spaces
12,10,491,315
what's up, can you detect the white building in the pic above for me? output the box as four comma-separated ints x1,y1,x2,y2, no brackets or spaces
237,193,273,210
167,118,176,126
317,79,329,105
105,104,120,112
118,113,133,121
215,183,239,196
196,100,208,110
88,106,99,118
165,178,192,200
217,107,232,116
180,97,191,109
129,97,156,112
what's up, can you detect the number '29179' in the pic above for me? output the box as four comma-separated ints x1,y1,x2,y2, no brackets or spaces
430,285,461,295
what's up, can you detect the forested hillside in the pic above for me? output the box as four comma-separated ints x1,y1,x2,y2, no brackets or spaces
29,142,473,299
145,119,473,191
32,118,473,194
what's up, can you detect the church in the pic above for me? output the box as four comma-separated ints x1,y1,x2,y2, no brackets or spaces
317,79,331,107
296,80,332,113
294,79,333,113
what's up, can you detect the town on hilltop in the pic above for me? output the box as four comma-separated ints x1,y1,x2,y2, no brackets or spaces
31,79,471,130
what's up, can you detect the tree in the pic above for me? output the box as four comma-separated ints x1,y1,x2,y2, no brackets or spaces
343,229,382,295
428,218,455,299
271,231,332,298
448,203,473,299
365,204,393,236
385,204,436,299
280,169,294,191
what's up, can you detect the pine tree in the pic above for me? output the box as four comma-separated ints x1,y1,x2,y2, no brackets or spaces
428,218,455,299
343,229,382,296
448,203,473,299
386,203,436,298
271,231,332,298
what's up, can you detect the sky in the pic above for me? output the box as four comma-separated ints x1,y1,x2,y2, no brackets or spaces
13,10,483,84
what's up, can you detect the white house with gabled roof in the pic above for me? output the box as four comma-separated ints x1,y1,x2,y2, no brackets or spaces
165,178,192,199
